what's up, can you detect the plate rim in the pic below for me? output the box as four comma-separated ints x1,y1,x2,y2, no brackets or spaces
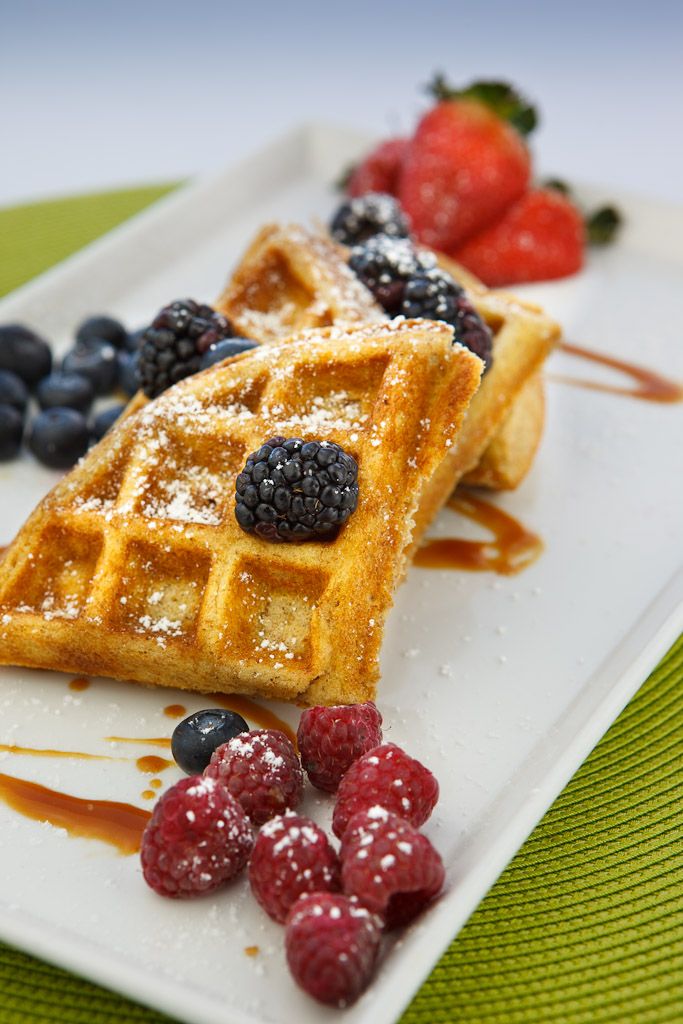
0,122,681,1024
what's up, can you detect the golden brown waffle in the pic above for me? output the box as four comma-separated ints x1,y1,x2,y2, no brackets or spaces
215,223,384,343
0,320,482,705
463,373,545,490
145,223,555,496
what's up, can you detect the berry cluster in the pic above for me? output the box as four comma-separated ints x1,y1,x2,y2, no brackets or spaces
143,701,444,1008
0,319,132,468
337,193,494,370
342,78,619,286
0,305,257,469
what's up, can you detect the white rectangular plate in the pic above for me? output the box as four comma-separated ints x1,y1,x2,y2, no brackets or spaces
0,124,682,1024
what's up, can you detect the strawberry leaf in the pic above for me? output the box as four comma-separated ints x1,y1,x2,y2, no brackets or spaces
335,162,356,192
543,178,572,197
586,205,623,245
428,75,538,136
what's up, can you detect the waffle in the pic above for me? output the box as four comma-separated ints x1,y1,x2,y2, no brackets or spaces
153,223,554,496
215,223,384,342
463,373,545,490
0,320,482,705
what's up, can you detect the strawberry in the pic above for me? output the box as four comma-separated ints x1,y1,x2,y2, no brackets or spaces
398,78,535,251
347,138,408,198
452,188,586,287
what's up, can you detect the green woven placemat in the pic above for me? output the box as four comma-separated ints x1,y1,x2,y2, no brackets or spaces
0,190,681,1024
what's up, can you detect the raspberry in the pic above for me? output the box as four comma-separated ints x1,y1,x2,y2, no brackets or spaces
297,702,383,793
340,808,444,928
332,743,439,839
204,728,303,825
249,812,340,923
285,893,382,1007
140,775,253,898
235,436,359,543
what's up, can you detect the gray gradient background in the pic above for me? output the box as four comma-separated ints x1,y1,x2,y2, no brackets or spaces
1,0,682,205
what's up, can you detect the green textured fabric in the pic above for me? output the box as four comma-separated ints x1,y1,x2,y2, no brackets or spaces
0,189,680,1024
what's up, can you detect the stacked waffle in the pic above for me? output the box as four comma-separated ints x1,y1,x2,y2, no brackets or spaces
0,220,558,704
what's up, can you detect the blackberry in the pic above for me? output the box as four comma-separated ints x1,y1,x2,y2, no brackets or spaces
348,235,429,315
137,300,234,399
235,437,359,543
452,294,494,369
401,268,493,370
330,193,410,247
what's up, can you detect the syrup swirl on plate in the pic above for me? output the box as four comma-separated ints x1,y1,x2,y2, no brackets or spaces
415,493,543,576
554,341,683,403
0,772,150,855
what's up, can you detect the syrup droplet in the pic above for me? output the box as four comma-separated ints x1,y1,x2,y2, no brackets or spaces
68,677,91,692
141,790,156,801
136,755,173,775
414,492,543,576
150,779,162,789
244,945,260,957
0,772,150,855
164,704,187,719
553,341,683,403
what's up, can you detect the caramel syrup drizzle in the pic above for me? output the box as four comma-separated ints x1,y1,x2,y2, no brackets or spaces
0,772,150,855
415,492,543,576
0,743,120,762
554,341,683,403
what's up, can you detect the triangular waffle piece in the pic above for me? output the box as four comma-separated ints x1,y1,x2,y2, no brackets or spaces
0,320,482,705
215,223,384,343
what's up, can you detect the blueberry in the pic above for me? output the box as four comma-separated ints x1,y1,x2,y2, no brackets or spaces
0,370,28,415
0,405,23,461
37,372,94,413
171,708,250,774
75,315,128,350
91,403,125,442
27,408,90,469
199,337,259,371
0,324,52,386
117,350,139,397
62,343,118,395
